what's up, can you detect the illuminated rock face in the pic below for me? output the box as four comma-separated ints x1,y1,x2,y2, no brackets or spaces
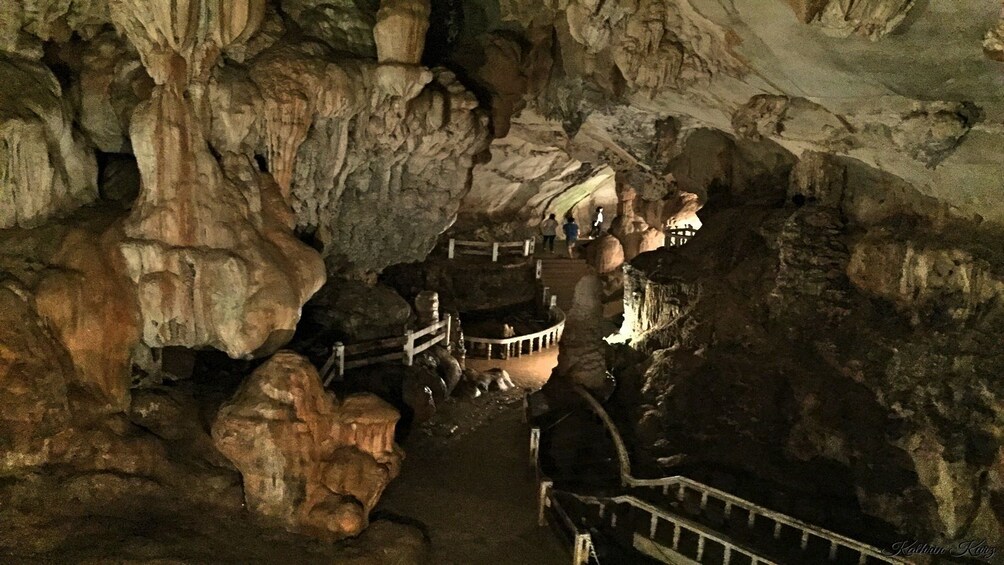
212,351,403,540
0,56,97,229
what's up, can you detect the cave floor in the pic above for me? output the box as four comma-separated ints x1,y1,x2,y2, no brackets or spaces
377,325,566,564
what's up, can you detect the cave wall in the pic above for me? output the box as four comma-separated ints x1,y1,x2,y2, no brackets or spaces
0,0,490,552
617,146,1004,542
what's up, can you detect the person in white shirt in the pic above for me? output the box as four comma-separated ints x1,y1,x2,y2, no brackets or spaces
540,213,559,253
589,206,604,238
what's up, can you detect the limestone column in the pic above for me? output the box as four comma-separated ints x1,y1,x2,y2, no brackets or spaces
555,274,609,392
372,0,434,97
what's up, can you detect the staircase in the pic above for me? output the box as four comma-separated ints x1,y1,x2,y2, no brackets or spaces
533,387,911,565
551,481,907,565
538,257,589,311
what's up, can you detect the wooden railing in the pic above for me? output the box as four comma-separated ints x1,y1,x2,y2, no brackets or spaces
565,385,909,565
665,226,698,247
463,305,564,360
448,238,535,261
320,315,452,386
538,480,599,565
568,491,776,565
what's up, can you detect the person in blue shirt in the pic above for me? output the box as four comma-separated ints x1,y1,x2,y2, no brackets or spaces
562,216,579,258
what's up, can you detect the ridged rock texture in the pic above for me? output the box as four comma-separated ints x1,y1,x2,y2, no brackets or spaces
0,56,98,229
212,351,403,540
107,0,326,358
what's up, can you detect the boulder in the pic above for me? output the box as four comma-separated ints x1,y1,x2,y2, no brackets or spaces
586,234,625,274
212,351,403,540
306,280,413,342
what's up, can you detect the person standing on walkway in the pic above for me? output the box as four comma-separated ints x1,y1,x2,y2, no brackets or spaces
589,206,604,238
563,215,579,258
540,213,559,253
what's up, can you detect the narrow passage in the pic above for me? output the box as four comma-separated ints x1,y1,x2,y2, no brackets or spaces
375,253,589,564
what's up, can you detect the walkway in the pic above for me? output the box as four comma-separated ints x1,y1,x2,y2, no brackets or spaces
375,252,590,564
537,254,589,311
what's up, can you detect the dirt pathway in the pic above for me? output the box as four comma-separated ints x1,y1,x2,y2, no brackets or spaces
375,391,566,565
375,252,591,564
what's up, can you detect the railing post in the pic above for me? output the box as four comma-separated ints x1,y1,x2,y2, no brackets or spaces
573,534,590,565
538,480,553,526
523,239,532,257
448,238,455,259
321,342,345,387
530,427,540,470
335,342,344,381
404,330,414,366
492,242,499,262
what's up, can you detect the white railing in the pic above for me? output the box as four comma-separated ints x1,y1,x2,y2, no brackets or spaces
538,480,598,565
665,226,698,247
320,315,452,386
448,238,535,261
569,385,909,565
569,492,777,565
463,305,564,360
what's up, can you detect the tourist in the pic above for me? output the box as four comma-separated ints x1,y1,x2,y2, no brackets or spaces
541,213,559,253
590,206,604,238
563,215,579,258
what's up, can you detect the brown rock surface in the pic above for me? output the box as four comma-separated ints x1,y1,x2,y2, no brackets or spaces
586,234,625,275
373,0,431,65
212,351,403,540
555,274,608,392
34,223,140,411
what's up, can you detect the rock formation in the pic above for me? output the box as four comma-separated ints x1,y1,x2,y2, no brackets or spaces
784,0,917,39
614,141,1004,542
554,274,609,393
212,351,403,540
0,56,98,229
586,234,626,275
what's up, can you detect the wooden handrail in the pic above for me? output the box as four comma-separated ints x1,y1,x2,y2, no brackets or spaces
665,227,698,247
448,238,535,260
569,492,777,565
570,385,909,564
321,314,453,386
539,481,597,565
463,307,565,359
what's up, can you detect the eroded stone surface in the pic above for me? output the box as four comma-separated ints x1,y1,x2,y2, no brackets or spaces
212,351,403,540
0,56,98,229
